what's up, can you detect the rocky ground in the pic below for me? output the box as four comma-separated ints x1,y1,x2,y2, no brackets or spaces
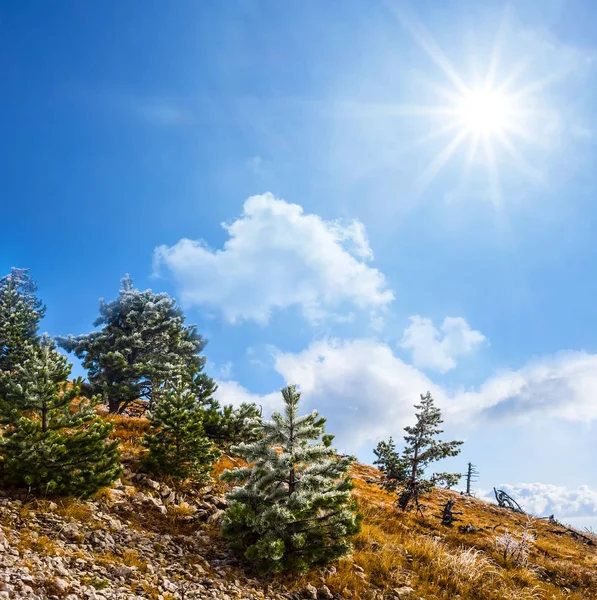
0,469,418,600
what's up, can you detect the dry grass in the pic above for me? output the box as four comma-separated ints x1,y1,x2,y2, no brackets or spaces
268,462,597,600
18,531,62,557
107,414,150,457
97,548,148,572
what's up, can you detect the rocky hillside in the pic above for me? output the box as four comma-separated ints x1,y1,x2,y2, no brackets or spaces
1,415,596,600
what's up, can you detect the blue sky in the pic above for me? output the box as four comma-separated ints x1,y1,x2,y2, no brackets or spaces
3,0,597,526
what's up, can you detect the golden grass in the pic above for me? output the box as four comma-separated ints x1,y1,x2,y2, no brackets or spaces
18,532,62,556
107,414,150,457
97,548,148,572
270,462,597,600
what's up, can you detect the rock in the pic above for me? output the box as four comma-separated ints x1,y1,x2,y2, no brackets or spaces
113,565,136,579
54,578,70,593
164,490,177,504
214,497,229,510
144,478,160,491
304,583,318,599
207,509,223,525
318,585,333,599
393,587,416,600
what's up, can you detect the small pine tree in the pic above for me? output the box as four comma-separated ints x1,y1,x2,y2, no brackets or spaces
221,385,361,574
0,268,46,392
186,362,262,446
377,392,463,514
0,342,121,497
373,436,408,492
141,379,219,481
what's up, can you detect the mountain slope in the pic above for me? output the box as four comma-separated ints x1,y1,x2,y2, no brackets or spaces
0,414,595,600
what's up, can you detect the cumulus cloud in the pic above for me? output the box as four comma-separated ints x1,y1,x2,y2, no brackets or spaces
451,351,597,424
213,380,281,417
274,338,437,447
400,316,486,373
154,193,393,324
481,483,597,519
214,339,597,452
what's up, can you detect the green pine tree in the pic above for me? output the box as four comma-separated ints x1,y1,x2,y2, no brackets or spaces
0,342,121,497
0,268,46,386
221,385,362,574
373,436,408,492
187,362,262,446
377,392,463,514
141,379,219,481
58,275,210,414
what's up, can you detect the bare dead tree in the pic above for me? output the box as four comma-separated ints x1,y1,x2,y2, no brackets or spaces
494,487,524,513
465,462,479,496
436,499,463,527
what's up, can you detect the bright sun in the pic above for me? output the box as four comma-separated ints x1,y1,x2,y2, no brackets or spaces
455,87,513,137
384,7,550,203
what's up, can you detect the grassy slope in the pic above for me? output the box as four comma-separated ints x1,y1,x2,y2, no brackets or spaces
109,415,597,600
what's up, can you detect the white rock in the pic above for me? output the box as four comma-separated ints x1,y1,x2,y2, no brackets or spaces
54,578,70,593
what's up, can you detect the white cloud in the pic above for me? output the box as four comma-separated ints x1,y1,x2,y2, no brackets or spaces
213,379,281,417
451,351,597,424
400,315,486,373
274,338,437,448
154,193,393,324
214,339,597,453
481,483,597,519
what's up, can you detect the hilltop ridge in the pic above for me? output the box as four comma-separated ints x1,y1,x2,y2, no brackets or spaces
0,414,596,600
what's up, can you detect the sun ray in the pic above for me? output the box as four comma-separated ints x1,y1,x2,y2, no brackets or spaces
495,133,545,185
415,129,469,193
385,2,470,96
482,137,502,207
484,10,510,90
383,5,560,200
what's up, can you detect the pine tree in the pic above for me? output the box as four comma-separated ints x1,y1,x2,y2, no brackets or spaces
0,341,121,497
373,437,408,492
58,275,209,413
141,379,219,481
377,392,462,514
221,385,361,574
187,362,262,445
0,268,46,382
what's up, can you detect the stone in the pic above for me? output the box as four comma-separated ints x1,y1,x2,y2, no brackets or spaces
393,587,416,600
54,578,70,593
144,478,160,491
304,583,318,599
113,565,135,578
318,585,333,599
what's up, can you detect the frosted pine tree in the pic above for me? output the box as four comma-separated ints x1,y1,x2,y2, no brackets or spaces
221,385,361,573
0,268,46,391
58,275,209,413
0,341,121,497
141,378,219,481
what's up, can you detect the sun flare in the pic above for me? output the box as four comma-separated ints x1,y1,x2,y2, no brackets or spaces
383,7,554,202
455,87,514,138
